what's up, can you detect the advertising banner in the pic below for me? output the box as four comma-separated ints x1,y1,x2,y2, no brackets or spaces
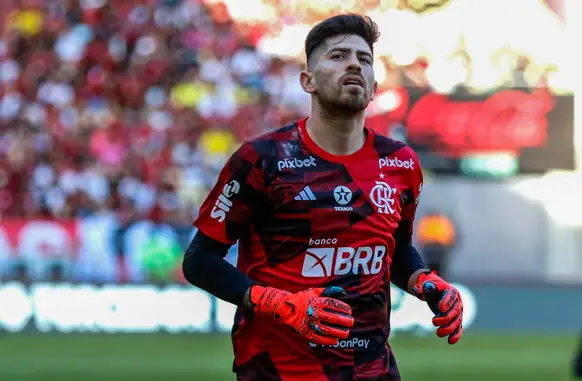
366,88,575,176
0,217,199,283
1,219,580,335
0,282,478,334
0,219,79,279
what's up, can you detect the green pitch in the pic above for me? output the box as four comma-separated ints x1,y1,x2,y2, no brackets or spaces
0,332,576,381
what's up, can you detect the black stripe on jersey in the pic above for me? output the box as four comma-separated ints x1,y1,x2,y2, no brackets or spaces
223,153,264,241
399,187,414,206
349,197,376,228
234,351,283,381
371,134,407,158
257,215,312,237
248,123,298,177
329,367,354,381
340,162,375,227
324,273,364,293
256,215,312,265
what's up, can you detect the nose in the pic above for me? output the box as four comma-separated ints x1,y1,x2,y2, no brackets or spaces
346,55,362,73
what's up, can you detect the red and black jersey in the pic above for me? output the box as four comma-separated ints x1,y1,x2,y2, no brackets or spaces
195,118,423,381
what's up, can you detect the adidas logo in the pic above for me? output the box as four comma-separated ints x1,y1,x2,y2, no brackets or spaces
295,186,316,201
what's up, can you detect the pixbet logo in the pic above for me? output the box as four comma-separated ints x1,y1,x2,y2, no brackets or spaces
379,157,414,170
210,180,240,222
301,244,386,277
277,156,316,172
309,337,371,349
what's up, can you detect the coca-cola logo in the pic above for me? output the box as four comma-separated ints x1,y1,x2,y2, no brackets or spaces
404,89,555,157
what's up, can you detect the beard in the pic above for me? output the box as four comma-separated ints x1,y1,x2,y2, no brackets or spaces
316,84,371,116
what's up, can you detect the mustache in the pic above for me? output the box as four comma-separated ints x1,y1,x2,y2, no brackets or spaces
339,74,365,87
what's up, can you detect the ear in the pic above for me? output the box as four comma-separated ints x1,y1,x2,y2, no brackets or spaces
371,81,378,101
300,70,316,94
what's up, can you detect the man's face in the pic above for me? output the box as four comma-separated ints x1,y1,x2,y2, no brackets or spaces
305,34,377,115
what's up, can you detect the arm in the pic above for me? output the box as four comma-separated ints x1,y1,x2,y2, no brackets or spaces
389,152,428,294
184,142,264,308
391,150,463,345
182,234,352,344
182,230,253,307
184,142,354,345
389,219,429,295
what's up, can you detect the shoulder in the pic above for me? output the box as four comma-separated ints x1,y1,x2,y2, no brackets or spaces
247,122,299,149
235,122,301,164
369,129,420,163
231,123,300,172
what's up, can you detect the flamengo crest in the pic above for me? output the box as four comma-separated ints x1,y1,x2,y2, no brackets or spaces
369,180,396,214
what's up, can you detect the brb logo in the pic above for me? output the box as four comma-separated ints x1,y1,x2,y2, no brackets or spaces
210,180,240,222
277,156,316,172
369,181,397,214
379,157,414,170
302,239,386,277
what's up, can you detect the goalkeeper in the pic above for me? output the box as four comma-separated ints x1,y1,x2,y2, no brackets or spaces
183,13,463,381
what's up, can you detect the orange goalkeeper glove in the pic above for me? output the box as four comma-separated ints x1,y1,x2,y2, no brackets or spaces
249,285,354,345
413,270,463,345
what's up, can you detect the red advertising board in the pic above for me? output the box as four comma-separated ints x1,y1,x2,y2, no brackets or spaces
366,87,575,175
0,218,78,260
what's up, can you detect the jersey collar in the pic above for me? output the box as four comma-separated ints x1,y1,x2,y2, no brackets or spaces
297,117,375,164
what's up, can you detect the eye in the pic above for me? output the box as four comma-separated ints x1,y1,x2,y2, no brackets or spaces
360,57,372,65
331,53,344,60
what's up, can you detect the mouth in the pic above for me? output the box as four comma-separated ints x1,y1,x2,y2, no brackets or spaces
342,76,364,88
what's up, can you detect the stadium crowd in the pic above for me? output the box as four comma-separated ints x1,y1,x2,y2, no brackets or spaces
0,0,301,223
0,0,568,221
0,0,568,283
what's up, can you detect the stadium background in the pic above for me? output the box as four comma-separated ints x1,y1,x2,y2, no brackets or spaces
0,0,580,380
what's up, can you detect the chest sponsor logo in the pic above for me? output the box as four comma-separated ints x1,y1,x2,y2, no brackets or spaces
309,337,370,349
379,157,414,170
302,244,386,277
210,180,240,222
277,156,316,172
333,185,353,211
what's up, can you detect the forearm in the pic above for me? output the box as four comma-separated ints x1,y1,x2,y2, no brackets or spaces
182,231,254,307
390,243,429,295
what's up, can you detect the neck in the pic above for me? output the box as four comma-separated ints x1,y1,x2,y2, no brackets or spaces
306,101,367,156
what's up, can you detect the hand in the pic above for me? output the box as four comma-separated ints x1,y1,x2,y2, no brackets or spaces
249,285,354,345
413,270,463,344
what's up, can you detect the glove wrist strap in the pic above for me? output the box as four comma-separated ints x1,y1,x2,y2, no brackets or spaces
417,269,439,284
249,285,287,316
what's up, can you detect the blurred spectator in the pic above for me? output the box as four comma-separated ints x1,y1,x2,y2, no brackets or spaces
8,262,32,286
416,209,457,278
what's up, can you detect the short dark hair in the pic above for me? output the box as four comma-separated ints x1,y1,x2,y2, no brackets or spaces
305,14,380,65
